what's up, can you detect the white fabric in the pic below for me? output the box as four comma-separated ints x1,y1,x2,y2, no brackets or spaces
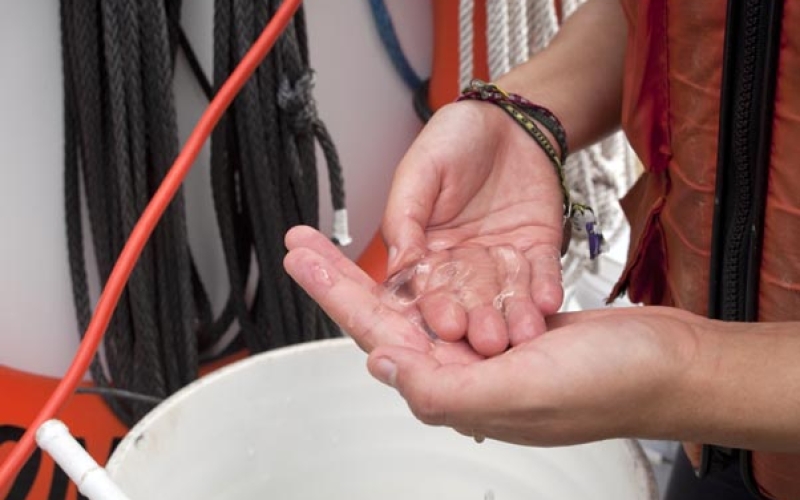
486,0,511,80
507,0,530,68
525,0,558,52
458,0,475,90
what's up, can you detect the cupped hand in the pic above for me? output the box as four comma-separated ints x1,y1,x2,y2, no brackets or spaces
368,306,702,447
283,227,701,447
382,101,566,356
284,225,483,365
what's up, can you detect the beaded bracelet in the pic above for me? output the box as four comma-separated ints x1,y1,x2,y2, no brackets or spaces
456,79,605,259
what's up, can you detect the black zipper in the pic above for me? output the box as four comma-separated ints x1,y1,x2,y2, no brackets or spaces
705,0,783,495
709,0,783,322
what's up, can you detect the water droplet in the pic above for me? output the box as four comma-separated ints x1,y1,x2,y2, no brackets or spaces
313,264,331,285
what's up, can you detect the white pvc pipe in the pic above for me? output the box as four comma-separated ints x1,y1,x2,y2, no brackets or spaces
36,419,131,500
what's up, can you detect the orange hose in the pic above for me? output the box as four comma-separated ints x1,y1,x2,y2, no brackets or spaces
0,0,302,491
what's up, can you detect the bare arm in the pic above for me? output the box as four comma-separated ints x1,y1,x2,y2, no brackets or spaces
495,0,627,153
666,320,800,452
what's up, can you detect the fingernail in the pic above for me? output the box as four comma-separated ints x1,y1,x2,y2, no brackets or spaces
373,357,397,387
387,246,398,270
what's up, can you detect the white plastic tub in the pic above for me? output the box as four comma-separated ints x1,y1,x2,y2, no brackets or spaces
106,338,657,499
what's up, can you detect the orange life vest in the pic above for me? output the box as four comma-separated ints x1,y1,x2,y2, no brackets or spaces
612,0,800,498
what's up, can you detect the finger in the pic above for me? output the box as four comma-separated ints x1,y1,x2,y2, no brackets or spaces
466,306,509,356
283,247,431,353
417,292,468,341
367,347,453,427
381,147,441,275
372,348,559,447
490,246,546,344
285,225,373,288
430,339,484,364
505,300,547,345
413,251,469,341
368,345,518,428
526,244,564,315
448,248,508,356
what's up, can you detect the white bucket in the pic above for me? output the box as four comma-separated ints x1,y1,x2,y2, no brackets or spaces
106,338,657,499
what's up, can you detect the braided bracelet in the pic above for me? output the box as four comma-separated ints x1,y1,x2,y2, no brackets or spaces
456,79,605,259
458,79,569,163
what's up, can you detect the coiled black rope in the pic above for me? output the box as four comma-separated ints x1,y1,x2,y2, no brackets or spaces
212,0,343,352
61,0,344,426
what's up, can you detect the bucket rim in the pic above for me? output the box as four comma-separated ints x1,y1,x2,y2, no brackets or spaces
106,337,659,499
106,338,353,472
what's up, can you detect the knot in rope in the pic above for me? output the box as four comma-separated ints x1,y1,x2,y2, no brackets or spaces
277,71,318,132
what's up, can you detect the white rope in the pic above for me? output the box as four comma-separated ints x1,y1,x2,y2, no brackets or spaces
560,0,583,19
526,0,558,52
507,0,530,68
458,0,475,90
486,0,511,80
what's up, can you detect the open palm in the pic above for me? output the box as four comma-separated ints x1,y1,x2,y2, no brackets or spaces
382,102,566,355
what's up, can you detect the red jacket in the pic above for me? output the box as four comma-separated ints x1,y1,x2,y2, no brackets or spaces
612,0,800,498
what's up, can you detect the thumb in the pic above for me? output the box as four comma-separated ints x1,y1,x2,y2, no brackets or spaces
381,147,441,276
367,346,469,428
382,221,427,276
367,346,438,391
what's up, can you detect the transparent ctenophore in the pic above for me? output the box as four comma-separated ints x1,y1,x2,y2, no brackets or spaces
375,244,543,354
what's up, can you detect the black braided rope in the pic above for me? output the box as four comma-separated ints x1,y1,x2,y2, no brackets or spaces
213,0,342,349
61,0,344,426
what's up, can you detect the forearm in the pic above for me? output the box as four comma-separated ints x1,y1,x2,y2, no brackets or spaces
494,0,627,153
658,320,800,452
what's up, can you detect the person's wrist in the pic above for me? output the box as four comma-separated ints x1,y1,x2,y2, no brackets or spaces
443,97,566,202
437,99,544,156
444,88,562,163
450,98,561,172
631,309,713,442
443,98,516,129
492,77,568,161
454,79,610,259
456,80,567,164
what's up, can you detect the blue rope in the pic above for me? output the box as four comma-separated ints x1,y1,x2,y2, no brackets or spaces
368,0,424,90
